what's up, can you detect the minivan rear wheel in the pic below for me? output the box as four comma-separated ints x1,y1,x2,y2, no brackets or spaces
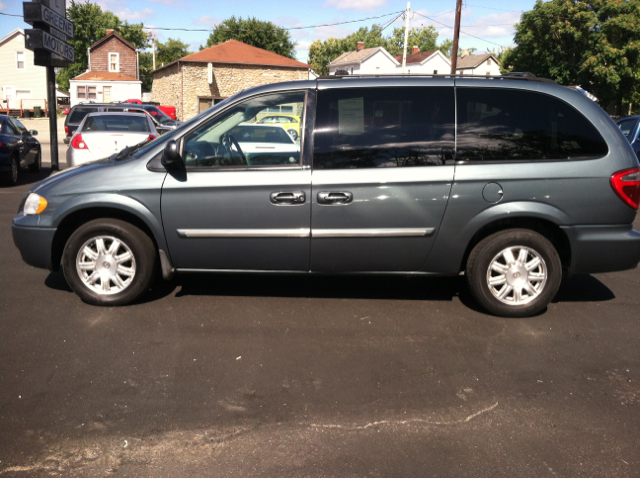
466,229,562,317
62,219,156,306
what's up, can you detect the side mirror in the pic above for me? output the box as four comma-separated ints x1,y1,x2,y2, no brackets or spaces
29,130,38,136
161,140,184,170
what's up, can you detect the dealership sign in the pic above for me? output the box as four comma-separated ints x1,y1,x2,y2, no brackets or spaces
23,0,75,67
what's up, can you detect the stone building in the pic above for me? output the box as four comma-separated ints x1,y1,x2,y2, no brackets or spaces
152,40,310,121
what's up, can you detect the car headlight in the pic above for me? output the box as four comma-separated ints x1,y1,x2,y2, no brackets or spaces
23,193,48,215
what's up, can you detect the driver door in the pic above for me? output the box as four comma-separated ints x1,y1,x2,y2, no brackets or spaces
161,90,311,271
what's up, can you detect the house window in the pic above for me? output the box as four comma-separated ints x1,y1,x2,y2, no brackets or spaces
87,86,97,99
433,70,438,74
77,86,97,100
487,58,492,65
77,86,86,99
16,52,25,69
109,52,119,72
103,86,112,102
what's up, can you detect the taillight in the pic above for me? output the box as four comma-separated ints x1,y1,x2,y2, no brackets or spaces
147,135,156,141
71,134,88,150
611,167,640,210
65,125,69,136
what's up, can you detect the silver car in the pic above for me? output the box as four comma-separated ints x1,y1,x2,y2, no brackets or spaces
66,112,159,167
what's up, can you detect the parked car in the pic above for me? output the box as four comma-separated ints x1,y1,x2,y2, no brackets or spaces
125,99,178,120
63,103,182,144
257,114,301,140
12,75,640,317
66,112,158,167
616,116,640,157
0,115,41,185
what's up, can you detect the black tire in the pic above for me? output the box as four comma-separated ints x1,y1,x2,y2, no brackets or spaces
29,147,41,173
466,229,562,317
1,155,19,186
62,218,156,306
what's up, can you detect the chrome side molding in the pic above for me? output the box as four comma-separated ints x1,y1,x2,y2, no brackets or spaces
177,228,433,238
313,228,434,237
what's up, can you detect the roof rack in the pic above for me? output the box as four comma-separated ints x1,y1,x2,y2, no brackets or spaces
317,72,557,84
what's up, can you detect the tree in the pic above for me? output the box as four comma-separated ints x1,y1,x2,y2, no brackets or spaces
203,16,296,59
56,0,149,92
139,38,190,91
503,0,640,110
308,25,449,75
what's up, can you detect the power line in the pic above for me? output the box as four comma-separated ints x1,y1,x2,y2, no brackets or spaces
465,3,521,12
413,11,505,47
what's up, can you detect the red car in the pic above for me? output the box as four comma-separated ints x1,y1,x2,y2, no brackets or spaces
126,99,177,120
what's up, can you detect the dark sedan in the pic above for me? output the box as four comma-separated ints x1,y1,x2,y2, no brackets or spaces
617,116,640,157
0,115,41,186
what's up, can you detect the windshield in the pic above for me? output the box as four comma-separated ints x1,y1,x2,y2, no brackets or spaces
83,115,150,133
144,106,173,124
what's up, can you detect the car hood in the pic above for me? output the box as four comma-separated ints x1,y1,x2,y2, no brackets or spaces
33,157,114,193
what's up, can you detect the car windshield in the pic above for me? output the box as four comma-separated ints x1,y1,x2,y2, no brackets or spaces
144,106,173,124
82,115,150,133
229,125,294,144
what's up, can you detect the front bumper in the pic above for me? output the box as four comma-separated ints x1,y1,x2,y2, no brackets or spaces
12,223,57,271
563,224,640,274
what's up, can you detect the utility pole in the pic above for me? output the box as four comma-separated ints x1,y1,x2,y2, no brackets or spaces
152,32,156,71
401,2,411,74
450,0,463,74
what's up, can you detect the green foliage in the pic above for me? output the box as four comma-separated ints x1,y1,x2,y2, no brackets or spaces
505,0,640,108
203,16,296,59
139,38,190,92
308,25,449,76
56,0,149,92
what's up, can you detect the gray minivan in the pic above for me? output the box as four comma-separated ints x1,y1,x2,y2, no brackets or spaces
12,75,640,317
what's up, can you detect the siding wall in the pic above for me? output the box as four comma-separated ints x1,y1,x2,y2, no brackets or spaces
90,36,138,78
0,31,47,110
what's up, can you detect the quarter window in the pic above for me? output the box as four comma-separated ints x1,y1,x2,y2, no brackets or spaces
456,88,609,161
313,87,455,169
182,91,305,168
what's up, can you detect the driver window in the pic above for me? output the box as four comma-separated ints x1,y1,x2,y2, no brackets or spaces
182,91,305,168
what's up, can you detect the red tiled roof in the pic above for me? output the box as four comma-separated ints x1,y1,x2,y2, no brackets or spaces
89,31,136,52
153,40,310,73
394,50,438,64
71,71,140,82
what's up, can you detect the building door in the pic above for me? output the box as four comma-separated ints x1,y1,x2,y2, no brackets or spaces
103,86,112,102
3,85,14,109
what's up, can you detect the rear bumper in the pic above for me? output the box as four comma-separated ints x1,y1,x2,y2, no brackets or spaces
563,224,640,274
12,223,56,271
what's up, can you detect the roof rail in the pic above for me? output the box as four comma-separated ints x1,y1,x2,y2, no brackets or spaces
317,72,557,84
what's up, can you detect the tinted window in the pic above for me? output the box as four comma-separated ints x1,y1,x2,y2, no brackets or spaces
313,87,455,169
69,107,99,124
11,119,27,134
82,115,150,132
141,105,172,123
456,88,608,161
617,119,637,139
229,125,294,144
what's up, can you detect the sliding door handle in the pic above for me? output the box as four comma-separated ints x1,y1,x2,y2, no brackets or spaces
317,191,353,205
270,191,306,205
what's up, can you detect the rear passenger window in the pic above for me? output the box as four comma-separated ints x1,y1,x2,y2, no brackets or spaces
313,87,455,169
69,107,99,124
456,88,608,161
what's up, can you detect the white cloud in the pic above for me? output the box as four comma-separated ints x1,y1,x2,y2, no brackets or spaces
324,0,387,12
0,1,6,12
96,0,155,22
144,0,178,5
460,11,521,38
193,15,220,28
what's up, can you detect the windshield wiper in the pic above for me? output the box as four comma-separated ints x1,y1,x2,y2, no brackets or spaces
112,139,151,161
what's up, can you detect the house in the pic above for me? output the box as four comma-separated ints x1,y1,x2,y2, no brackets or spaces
394,47,451,74
456,50,501,76
152,40,311,121
328,42,400,75
0,28,48,116
69,30,141,107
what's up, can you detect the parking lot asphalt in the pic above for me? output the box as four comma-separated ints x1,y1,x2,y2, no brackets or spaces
1,156,640,477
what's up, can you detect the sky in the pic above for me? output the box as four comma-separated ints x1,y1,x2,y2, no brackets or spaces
0,0,539,63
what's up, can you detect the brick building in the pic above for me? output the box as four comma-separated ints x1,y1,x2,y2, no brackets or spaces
69,30,141,107
152,40,310,121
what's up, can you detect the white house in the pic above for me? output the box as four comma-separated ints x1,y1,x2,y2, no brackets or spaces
0,28,48,115
328,42,400,75
394,47,451,75
456,51,501,76
69,71,141,107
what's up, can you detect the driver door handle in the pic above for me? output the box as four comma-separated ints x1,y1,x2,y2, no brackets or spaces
270,191,306,205
317,191,353,205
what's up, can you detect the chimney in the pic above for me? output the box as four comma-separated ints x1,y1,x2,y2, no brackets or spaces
412,45,419,54
461,49,470,58
357,41,364,51
106,29,114,36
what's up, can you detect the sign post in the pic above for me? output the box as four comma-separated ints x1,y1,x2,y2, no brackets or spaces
23,0,74,171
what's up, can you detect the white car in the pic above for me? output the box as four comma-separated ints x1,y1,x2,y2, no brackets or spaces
230,123,300,165
66,112,159,167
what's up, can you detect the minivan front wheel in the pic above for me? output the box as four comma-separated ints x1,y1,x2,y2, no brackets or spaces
62,219,156,306
466,229,562,317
